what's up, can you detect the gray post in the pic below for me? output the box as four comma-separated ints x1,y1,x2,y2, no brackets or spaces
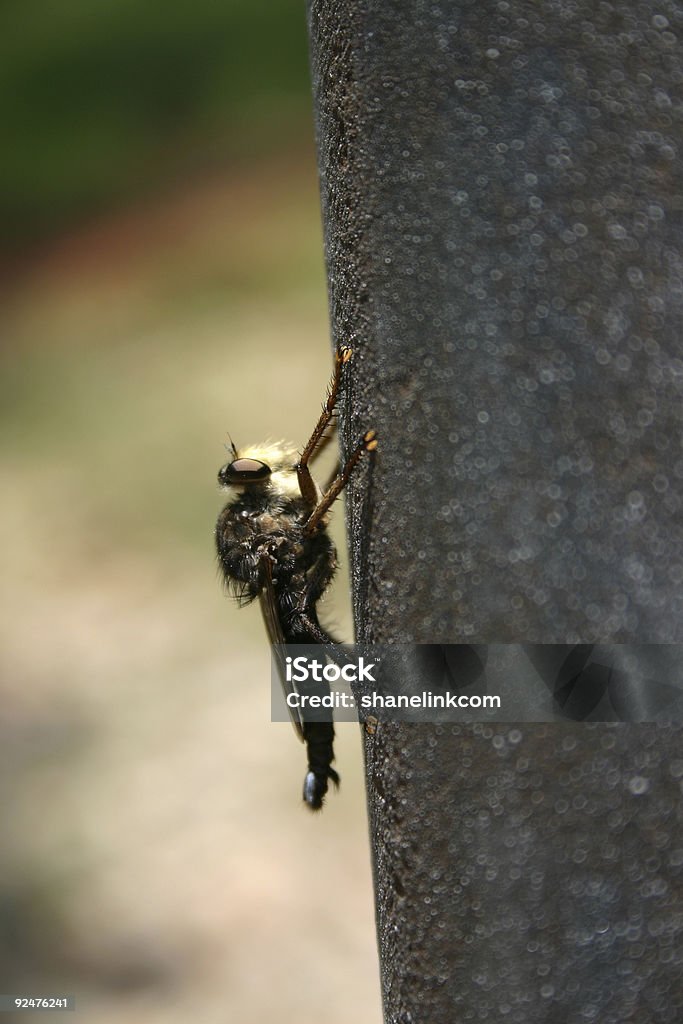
308,2,683,1021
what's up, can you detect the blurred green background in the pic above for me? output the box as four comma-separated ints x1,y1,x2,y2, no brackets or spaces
0,4,380,1022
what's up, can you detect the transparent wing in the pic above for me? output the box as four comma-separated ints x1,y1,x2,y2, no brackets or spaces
259,559,304,742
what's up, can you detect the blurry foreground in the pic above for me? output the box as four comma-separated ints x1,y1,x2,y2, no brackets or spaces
0,150,380,1023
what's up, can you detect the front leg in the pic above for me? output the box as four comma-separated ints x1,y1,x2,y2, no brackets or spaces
304,429,378,535
297,346,353,506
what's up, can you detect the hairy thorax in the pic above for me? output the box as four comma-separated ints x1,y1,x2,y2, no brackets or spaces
216,491,336,605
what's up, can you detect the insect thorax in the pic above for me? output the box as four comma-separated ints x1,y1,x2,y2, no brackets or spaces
215,490,337,602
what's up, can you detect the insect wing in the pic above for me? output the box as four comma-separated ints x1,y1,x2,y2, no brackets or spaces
259,560,305,742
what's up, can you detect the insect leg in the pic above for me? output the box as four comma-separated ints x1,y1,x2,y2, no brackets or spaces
290,610,337,646
297,346,352,506
303,430,378,536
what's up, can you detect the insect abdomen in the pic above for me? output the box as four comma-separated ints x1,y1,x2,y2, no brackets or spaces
302,723,340,810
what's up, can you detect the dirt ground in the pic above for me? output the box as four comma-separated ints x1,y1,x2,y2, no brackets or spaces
0,147,382,1023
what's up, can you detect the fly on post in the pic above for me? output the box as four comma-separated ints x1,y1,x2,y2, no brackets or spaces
215,347,377,810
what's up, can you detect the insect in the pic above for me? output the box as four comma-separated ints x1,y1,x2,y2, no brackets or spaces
215,347,377,810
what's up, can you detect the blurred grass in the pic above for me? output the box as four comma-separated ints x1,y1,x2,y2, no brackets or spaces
0,0,312,247
1,153,330,560
0,6,381,1017
0,87,380,1024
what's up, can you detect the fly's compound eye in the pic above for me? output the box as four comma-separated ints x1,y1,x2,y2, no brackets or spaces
218,458,272,485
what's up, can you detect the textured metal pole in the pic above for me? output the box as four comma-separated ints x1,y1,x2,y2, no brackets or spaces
308,2,683,1021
